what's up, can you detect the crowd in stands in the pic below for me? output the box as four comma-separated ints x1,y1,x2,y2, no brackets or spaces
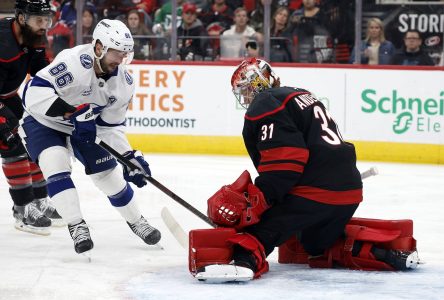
42,0,439,65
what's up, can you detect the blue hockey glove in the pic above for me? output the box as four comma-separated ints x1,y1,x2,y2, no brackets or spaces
69,104,96,144
122,150,151,188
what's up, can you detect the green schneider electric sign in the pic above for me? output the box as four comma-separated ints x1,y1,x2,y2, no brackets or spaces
361,89,443,135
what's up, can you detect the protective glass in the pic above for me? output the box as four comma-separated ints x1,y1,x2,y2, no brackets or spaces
25,14,53,29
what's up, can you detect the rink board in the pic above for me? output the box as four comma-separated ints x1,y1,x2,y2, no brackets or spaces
127,134,444,164
126,62,444,164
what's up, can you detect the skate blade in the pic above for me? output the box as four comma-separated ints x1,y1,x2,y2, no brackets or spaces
80,250,92,263
50,218,66,227
14,221,51,236
195,264,254,283
406,251,424,269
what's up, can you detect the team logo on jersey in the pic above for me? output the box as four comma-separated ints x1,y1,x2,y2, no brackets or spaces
81,86,93,96
108,96,117,105
124,71,133,85
80,54,93,69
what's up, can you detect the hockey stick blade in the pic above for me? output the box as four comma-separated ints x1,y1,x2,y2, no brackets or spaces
161,207,189,249
360,166,379,180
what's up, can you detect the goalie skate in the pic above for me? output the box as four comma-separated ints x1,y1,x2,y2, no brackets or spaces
35,198,65,227
386,250,420,270
195,264,254,283
13,202,51,236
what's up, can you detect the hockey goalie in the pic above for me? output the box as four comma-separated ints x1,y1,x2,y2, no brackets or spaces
188,58,419,283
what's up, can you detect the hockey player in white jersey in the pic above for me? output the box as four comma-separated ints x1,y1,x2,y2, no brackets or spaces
19,19,161,255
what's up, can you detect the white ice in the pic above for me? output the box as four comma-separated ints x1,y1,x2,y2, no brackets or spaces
0,154,443,300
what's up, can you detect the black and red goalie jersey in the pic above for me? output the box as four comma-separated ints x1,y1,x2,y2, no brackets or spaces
242,86,362,206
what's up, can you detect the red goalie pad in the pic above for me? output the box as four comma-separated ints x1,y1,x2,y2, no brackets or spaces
189,228,269,278
189,228,237,275
278,217,417,271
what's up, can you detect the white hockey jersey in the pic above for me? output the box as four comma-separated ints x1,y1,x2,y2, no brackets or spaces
22,44,135,153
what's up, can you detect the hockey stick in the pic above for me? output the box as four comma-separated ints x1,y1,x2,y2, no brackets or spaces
161,166,380,249
95,137,215,227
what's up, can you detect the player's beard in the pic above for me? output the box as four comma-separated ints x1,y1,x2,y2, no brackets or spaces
99,59,118,74
21,23,46,47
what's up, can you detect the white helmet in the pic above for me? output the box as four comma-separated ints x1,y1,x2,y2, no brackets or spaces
231,58,280,108
92,19,134,60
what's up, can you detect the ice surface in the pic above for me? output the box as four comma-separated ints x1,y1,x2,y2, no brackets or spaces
0,154,443,300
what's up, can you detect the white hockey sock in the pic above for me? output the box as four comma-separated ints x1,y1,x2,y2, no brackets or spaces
115,200,141,224
51,188,83,225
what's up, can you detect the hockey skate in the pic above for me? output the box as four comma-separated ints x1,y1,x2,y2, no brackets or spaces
13,202,51,236
127,216,161,245
35,198,65,227
195,262,254,283
384,250,420,270
68,220,94,256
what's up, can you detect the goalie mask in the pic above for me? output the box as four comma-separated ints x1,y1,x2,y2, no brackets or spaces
231,58,280,109
92,19,135,65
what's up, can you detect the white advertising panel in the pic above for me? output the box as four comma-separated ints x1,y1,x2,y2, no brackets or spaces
126,64,245,136
345,69,444,144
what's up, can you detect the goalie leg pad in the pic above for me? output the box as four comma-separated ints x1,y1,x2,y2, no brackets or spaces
226,233,269,278
279,218,417,271
189,228,237,275
308,218,416,271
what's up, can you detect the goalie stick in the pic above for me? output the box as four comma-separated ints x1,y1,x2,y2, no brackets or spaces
161,167,379,249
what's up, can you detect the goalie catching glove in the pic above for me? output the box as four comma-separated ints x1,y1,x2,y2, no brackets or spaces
122,150,151,188
207,170,270,230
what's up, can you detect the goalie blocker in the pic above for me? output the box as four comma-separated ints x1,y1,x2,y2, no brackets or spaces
189,218,419,282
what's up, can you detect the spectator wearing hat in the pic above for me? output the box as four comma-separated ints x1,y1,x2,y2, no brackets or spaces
177,2,209,61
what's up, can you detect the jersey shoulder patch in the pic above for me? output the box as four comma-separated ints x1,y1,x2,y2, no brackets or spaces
79,54,93,69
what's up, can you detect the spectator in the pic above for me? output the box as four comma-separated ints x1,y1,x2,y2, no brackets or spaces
130,0,157,15
177,2,208,61
127,9,153,60
391,30,434,66
199,0,233,31
289,0,332,63
81,6,96,43
151,0,185,59
221,7,263,59
249,0,274,32
349,18,395,65
152,0,184,36
59,0,96,28
47,3,74,60
270,6,293,62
